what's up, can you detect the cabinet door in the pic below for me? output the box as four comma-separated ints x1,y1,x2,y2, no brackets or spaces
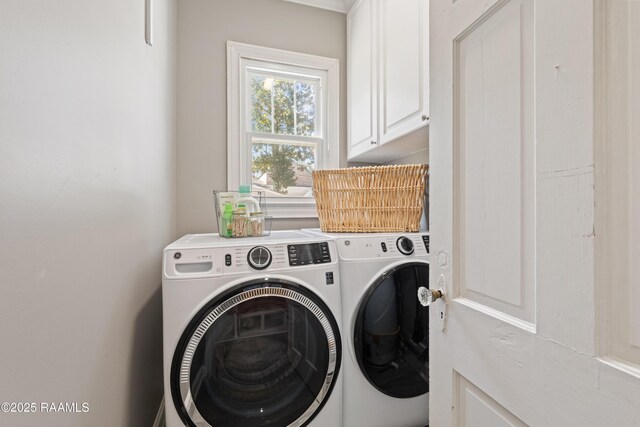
347,0,378,160
378,0,429,145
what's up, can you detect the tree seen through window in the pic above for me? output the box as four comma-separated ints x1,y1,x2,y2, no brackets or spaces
249,73,319,196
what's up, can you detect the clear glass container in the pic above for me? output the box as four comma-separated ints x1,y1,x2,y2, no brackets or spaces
250,212,264,237
213,190,272,238
231,212,249,237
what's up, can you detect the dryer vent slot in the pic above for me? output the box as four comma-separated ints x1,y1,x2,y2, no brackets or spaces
175,262,213,274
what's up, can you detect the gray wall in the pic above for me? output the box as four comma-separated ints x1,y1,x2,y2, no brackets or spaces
348,120,430,167
0,0,177,425
383,127,429,165
177,0,347,235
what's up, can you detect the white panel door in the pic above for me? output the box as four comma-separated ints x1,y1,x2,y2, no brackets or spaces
429,0,640,426
598,0,640,374
347,0,378,159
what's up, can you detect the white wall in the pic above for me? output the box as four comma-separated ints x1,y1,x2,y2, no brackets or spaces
0,0,177,425
177,0,347,235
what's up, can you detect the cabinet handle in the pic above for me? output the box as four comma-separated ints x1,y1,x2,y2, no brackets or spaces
371,140,377,145
421,114,429,121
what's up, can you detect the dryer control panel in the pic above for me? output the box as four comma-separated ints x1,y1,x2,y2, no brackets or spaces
335,233,429,261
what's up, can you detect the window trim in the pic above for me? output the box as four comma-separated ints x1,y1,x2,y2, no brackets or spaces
227,41,340,219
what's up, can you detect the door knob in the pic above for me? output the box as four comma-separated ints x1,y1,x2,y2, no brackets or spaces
417,287,443,307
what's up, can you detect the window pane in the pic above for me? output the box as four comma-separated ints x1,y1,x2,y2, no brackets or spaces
250,75,273,133
248,72,319,137
273,80,295,135
252,138,316,197
296,82,316,136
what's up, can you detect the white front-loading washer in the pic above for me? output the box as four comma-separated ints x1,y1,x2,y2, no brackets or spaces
304,230,430,427
162,231,342,427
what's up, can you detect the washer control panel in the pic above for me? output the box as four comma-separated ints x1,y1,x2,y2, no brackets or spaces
164,240,336,278
288,242,331,266
224,244,287,273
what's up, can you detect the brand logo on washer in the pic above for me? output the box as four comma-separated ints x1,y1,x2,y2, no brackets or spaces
325,272,334,285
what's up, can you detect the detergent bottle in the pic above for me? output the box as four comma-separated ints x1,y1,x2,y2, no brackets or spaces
222,203,234,237
236,185,260,215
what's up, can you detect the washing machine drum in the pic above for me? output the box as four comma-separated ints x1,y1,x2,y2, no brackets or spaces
354,262,429,398
171,280,341,427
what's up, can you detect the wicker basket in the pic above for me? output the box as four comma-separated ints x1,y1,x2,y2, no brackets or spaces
312,164,428,232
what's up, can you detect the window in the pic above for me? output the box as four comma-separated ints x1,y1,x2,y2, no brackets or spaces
227,42,339,218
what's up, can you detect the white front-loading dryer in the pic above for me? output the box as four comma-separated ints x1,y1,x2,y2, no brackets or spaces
162,231,342,427
304,230,430,427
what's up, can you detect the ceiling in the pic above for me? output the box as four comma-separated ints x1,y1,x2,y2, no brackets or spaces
283,0,356,14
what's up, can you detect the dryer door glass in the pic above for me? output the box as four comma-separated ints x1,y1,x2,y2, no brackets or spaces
171,281,341,427
354,263,429,398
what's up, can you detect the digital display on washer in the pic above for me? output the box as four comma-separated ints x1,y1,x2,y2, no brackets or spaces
288,242,331,266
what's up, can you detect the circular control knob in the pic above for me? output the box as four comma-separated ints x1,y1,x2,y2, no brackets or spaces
396,237,415,255
247,246,272,270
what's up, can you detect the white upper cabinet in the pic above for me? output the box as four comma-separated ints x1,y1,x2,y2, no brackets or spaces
347,0,378,160
379,0,429,144
347,0,429,162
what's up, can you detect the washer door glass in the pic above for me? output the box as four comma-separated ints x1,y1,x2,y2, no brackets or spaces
171,281,341,427
354,262,429,398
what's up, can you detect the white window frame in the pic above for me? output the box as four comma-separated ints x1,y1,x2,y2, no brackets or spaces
227,41,340,218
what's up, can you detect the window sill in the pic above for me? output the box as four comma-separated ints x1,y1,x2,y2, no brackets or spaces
266,198,318,219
